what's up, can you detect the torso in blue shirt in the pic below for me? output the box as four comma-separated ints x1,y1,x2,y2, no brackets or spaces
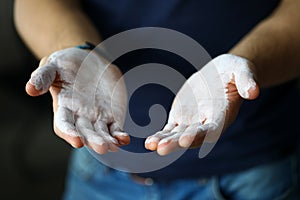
82,0,300,180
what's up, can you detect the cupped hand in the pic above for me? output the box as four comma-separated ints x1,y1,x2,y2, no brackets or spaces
145,54,259,155
26,47,130,154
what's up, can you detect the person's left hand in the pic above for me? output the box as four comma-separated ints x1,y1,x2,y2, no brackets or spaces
145,54,260,155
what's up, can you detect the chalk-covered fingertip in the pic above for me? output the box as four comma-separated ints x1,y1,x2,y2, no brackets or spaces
236,76,260,100
25,81,44,96
178,135,194,148
239,80,260,100
113,131,130,145
246,84,260,100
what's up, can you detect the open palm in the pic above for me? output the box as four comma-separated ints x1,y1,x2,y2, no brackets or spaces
145,54,259,156
26,48,130,154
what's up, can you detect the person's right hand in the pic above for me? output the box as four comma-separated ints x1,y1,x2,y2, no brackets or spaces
26,47,130,154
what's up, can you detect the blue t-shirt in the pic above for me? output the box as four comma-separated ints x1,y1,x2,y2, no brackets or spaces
82,0,300,180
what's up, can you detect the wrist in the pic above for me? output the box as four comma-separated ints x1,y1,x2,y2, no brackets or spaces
76,41,95,51
76,41,112,62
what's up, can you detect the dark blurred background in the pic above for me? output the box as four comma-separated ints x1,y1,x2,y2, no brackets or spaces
0,1,71,199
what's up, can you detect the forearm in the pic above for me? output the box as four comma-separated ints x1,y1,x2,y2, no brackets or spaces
230,0,300,87
14,0,101,59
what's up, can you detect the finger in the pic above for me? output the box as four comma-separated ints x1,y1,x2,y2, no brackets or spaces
198,122,221,143
109,121,130,146
76,117,109,154
145,130,169,150
145,123,178,150
145,123,179,150
55,106,78,136
197,123,220,158
170,124,187,133
145,127,181,150
54,106,83,148
94,120,119,152
157,132,182,156
234,70,259,100
178,123,207,148
26,63,57,96
163,123,177,131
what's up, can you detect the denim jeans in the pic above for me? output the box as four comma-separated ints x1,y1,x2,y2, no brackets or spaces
63,147,300,200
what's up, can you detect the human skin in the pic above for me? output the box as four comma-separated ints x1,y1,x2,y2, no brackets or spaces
27,48,130,154
14,0,300,155
145,54,259,155
14,0,130,150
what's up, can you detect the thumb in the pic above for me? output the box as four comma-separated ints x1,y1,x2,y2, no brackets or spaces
234,69,260,100
26,59,58,96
